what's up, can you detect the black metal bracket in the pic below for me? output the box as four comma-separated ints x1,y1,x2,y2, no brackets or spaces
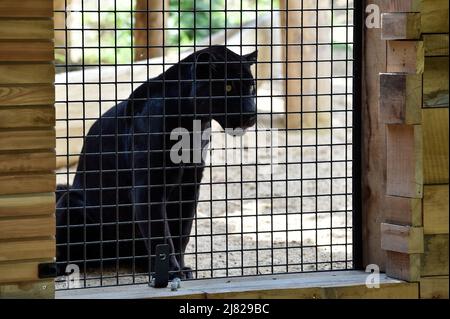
38,262,58,279
152,244,170,288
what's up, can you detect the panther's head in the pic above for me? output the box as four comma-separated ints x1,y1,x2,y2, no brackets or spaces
191,46,257,134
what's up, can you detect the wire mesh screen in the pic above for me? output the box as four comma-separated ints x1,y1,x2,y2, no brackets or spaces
54,0,358,289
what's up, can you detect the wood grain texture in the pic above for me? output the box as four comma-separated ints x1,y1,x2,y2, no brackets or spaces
420,276,449,299
0,193,55,218
384,195,422,226
0,19,53,40
0,173,55,195
0,41,53,62
362,0,388,270
381,13,421,40
0,129,55,151
422,108,449,184
0,64,54,84
387,41,424,74
0,0,53,18
421,0,449,33
421,234,449,276
0,262,41,284
0,86,55,106
423,185,449,235
385,251,420,282
424,34,449,57
387,0,421,12
386,124,423,198
381,223,424,254
379,73,422,124
0,151,55,173
0,239,55,262
423,57,449,107
0,215,55,240
0,106,55,128
0,280,54,298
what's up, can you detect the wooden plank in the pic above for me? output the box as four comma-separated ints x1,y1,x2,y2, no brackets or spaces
0,64,54,84
0,19,53,40
387,0,421,12
56,271,419,299
0,280,54,298
381,13,421,40
424,34,449,57
0,151,55,173
381,223,424,253
386,124,423,198
423,185,449,235
421,0,449,33
362,0,389,270
423,57,449,107
384,196,422,226
387,41,424,74
379,73,422,124
421,234,449,276
423,108,449,184
0,193,55,218
0,41,53,62
0,129,55,151
0,106,55,128
0,173,55,195
0,85,55,106
0,239,54,262
385,251,420,282
0,215,55,240
420,276,449,299
0,262,40,283
0,0,53,18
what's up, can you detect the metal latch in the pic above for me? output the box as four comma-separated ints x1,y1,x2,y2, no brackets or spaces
150,244,170,288
38,262,58,279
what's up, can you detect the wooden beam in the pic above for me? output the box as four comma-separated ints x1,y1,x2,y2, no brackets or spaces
0,20,53,40
421,0,449,33
0,280,54,298
0,151,55,173
420,276,449,299
386,0,421,12
0,216,55,240
421,234,449,276
133,0,169,61
0,193,55,218
0,106,55,128
381,223,424,254
0,173,55,196
0,129,55,151
385,251,420,282
0,0,53,18
423,57,449,107
381,13,421,40
424,34,449,57
379,73,422,124
386,124,423,198
423,108,449,184
0,41,53,62
423,185,449,235
387,41,424,74
0,86,55,106
0,239,55,262
384,196,422,226
0,64,54,84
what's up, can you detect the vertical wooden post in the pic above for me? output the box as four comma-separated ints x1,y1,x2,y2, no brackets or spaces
279,0,315,128
134,0,169,61
0,0,55,298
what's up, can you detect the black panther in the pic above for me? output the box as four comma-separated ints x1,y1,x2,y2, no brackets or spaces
56,45,257,280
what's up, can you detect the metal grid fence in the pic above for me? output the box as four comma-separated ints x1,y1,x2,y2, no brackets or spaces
54,0,359,289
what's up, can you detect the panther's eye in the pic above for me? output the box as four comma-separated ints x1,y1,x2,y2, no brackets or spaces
226,84,233,92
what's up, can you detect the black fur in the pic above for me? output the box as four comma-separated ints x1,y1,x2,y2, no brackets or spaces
56,46,257,278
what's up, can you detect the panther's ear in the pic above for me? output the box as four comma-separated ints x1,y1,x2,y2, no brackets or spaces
194,51,216,79
243,50,258,65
